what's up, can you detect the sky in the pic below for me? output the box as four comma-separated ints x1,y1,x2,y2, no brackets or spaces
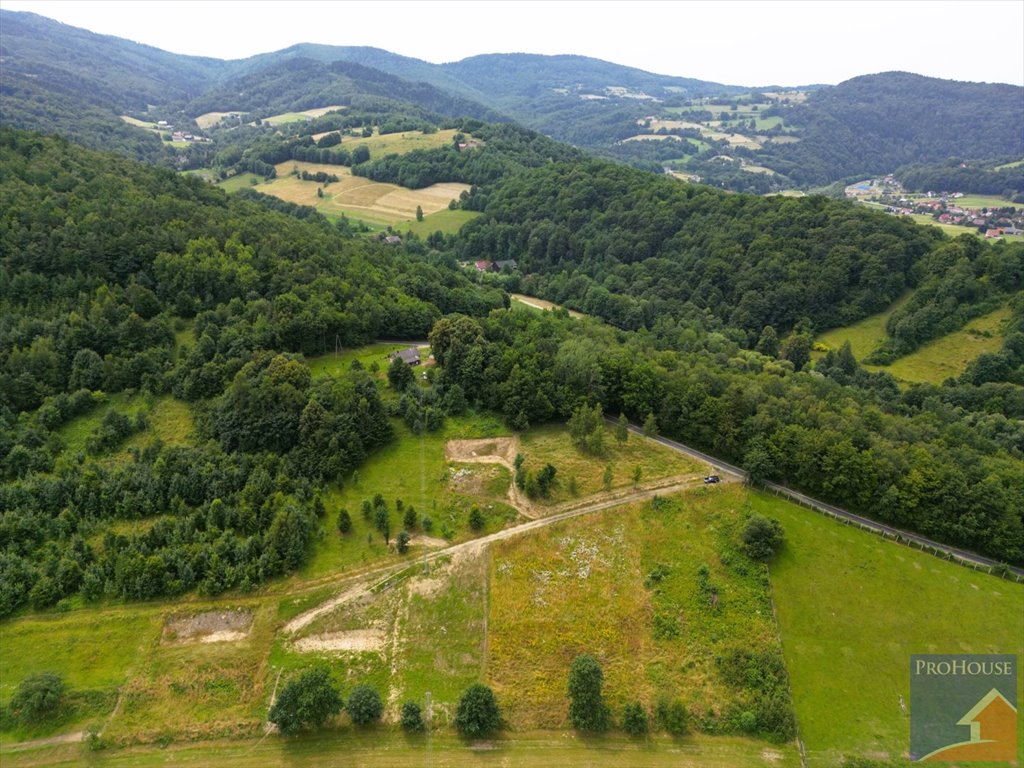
3,0,1023,87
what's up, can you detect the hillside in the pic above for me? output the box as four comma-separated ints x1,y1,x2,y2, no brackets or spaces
758,72,1024,185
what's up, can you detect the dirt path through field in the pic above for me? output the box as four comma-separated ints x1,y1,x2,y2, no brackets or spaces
281,473,710,638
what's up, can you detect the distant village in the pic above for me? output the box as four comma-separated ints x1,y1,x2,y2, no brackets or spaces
845,176,1023,237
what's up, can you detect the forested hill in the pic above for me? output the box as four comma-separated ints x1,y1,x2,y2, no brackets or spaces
759,72,1024,185
0,10,225,111
456,160,940,336
184,58,502,122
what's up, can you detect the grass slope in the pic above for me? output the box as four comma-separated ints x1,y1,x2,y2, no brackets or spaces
757,490,1024,767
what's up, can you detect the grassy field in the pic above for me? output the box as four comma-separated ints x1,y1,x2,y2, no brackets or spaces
516,424,702,506
262,106,345,126
301,411,515,580
816,299,1010,384
0,730,800,767
488,485,785,731
880,305,1011,384
953,194,1023,211
403,208,479,236
56,393,193,461
329,127,459,156
218,173,261,192
994,159,1023,170
757,490,1024,766
815,292,913,361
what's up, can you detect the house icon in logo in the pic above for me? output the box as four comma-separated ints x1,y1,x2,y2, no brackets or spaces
920,688,1018,762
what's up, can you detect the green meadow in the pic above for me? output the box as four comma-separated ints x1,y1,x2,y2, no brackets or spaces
757,490,1024,766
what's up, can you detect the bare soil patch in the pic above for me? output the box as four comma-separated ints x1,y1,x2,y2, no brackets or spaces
292,629,385,653
162,609,253,644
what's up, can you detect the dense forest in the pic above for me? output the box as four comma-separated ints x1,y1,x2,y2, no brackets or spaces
0,129,503,616
453,159,940,336
757,73,1024,185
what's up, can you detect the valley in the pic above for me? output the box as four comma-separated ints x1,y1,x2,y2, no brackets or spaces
0,8,1022,768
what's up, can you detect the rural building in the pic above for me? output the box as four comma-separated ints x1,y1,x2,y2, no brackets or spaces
495,259,518,272
389,347,421,366
474,260,496,272
384,235,403,245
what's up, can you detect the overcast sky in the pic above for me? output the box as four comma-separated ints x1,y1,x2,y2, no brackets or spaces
4,0,1023,86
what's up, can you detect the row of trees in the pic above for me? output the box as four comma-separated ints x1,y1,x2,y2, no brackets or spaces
268,669,500,738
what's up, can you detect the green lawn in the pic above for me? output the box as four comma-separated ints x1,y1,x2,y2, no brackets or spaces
757,490,1024,767
304,342,425,380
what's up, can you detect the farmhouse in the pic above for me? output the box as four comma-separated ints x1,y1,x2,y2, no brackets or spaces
384,235,403,245
495,259,518,272
389,347,421,366
474,260,496,272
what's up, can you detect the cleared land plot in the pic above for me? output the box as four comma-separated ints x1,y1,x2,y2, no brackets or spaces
0,730,800,767
516,423,703,507
488,485,787,731
509,294,587,319
880,305,1011,384
285,550,487,723
757,490,1024,767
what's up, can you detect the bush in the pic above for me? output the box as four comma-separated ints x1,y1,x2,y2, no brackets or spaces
8,672,66,724
400,700,424,732
622,701,648,735
655,697,688,736
741,515,785,561
396,530,410,554
468,507,484,530
268,668,342,735
347,684,383,725
454,683,501,737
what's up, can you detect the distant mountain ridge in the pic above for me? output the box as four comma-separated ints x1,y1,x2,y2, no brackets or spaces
1,9,1021,188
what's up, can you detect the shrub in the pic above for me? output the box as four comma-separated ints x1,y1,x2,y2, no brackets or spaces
8,672,65,723
655,697,688,736
622,701,648,735
337,509,352,534
454,683,500,737
347,684,383,725
400,701,424,732
741,515,785,561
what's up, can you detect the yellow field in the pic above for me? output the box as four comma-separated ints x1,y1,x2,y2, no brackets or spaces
647,119,762,149
250,162,470,226
194,112,248,129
